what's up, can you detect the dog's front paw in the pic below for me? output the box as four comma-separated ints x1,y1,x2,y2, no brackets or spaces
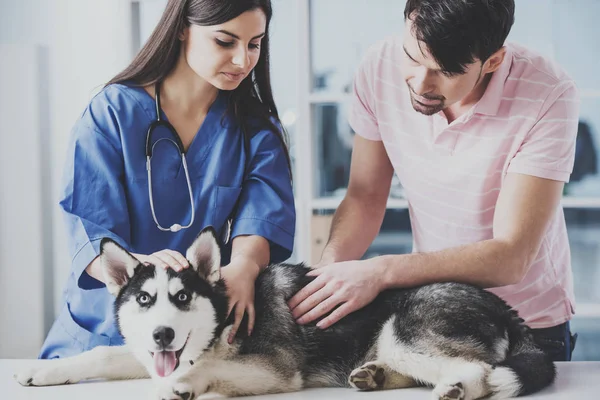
155,381,203,400
14,364,77,387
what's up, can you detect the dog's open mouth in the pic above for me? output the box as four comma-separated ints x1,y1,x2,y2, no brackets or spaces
150,335,189,377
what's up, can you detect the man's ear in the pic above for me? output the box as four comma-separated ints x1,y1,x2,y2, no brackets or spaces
483,46,507,74
186,227,221,284
99,238,140,296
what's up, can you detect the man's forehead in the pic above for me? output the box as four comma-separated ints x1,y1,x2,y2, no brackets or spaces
402,17,484,74
403,40,442,71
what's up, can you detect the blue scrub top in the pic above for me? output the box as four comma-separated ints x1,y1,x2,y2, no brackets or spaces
40,83,296,359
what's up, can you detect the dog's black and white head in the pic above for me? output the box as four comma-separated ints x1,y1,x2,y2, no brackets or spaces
98,227,228,379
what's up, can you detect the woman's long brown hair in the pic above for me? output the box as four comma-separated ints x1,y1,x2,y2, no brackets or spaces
106,0,291,176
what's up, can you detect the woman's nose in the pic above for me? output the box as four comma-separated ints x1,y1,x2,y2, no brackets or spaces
232,46,250,69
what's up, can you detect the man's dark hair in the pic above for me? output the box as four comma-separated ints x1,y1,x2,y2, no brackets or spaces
404,0,515,75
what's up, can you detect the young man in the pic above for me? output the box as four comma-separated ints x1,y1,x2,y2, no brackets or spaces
289,0,579,362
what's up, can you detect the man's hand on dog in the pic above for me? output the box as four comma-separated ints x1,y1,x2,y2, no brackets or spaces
221,256,261,343
288,260,386,329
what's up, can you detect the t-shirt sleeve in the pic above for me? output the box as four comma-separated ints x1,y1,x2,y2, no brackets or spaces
507,81,580,182
60,109,132,290
229,127,295,263
348,46,381,141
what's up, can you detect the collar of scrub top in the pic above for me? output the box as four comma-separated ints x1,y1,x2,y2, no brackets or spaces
145,81,196,233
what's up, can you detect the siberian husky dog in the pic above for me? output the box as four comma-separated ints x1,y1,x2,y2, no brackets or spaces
16,227,555,399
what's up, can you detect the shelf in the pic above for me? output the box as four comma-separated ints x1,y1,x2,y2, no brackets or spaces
311,196,600,211
312,197,408,210
580,90,600,98
309,92,351,104
561,197,600,208
575,303,600,319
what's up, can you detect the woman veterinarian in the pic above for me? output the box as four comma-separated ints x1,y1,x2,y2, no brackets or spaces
40,0,295,359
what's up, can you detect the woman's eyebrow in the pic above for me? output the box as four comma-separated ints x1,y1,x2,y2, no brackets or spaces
215,29,265,40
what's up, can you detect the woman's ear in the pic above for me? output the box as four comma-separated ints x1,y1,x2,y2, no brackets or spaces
179,27,189,41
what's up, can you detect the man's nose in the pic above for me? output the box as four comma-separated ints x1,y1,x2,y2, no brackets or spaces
410,69,436,96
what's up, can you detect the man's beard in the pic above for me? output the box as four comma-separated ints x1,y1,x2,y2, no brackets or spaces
409,93,445,116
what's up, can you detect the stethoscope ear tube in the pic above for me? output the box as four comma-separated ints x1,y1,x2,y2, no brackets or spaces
146,82,186,157
146,81,195,232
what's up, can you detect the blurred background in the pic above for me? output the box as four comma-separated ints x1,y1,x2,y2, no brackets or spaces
0,0,598,361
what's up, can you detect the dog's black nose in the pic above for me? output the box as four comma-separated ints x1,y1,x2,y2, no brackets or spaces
153,326,175,348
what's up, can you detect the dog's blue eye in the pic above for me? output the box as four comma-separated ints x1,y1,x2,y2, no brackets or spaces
177,292,189,302
137,292,151,305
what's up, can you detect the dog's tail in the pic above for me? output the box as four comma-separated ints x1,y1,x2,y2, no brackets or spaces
487,312,556,399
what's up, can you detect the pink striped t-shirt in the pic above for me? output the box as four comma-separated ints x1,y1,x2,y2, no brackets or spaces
348,37,580,329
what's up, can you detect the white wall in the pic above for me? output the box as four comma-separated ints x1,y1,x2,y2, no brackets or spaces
0,0,53,359
0,0,133,357
0,45,47,358
46,0,133,315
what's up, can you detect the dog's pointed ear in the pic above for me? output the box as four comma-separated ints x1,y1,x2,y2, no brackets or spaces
99,238,140,296
186,227,221,284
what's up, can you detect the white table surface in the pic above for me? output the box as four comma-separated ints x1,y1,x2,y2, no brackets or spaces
2,360,599,399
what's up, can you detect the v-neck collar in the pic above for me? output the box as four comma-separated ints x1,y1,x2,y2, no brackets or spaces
186,90,228,168
126,83,230,177
157,89,228,156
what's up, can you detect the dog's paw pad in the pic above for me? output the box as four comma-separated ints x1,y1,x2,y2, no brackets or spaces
159,392,194,400
434,382,464,400
156,383,197,400
175,390,194,400
14,370,33,386
348,362,386,391
14,367,74,387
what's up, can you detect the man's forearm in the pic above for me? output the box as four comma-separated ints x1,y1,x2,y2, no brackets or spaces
321,195,387,263
376,238,529,289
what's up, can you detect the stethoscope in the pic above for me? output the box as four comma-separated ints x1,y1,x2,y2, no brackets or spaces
145,82,241,244
145,81,195,233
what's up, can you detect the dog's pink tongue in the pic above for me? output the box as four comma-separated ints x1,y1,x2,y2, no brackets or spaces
154,351,177,377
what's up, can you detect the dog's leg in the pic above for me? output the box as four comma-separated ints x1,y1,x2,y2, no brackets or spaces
348,361,417,391
154,356,303,400
381,351,492,400
375,319,492,400
379,353,491,400
15,345,149,386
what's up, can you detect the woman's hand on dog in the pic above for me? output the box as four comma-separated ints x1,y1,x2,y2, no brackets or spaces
86,249,188,284
132,250,189,271
221,256,261,344
287,260,386,329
